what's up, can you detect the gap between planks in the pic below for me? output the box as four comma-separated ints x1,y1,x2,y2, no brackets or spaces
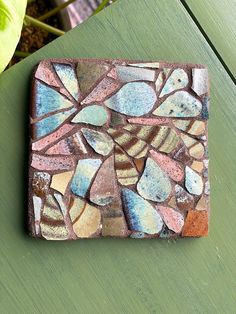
180,0,236,85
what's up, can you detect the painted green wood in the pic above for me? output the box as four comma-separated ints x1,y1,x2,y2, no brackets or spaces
185,0,236,78
0,0,236,312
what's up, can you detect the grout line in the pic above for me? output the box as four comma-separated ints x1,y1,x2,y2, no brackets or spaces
180,0,236,85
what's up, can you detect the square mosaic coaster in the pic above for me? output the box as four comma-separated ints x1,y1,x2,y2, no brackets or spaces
29,58,210,240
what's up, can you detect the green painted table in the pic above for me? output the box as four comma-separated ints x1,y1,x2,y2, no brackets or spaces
1,0,236,312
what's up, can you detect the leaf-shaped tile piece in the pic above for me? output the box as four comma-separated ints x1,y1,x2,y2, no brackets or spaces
53,63,80,100
153,91,202,117
121,188,163,234
72,105,108,126
114,146,139,186
185,166,203,195
33,108,76,139
150,150,184,182
81,128,114,156
33,80,74,118
137,158,172,202
105,82,157,116
71,159,102,197
159,68,188,97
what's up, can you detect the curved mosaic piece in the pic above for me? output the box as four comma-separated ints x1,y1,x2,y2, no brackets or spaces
29,59,210,239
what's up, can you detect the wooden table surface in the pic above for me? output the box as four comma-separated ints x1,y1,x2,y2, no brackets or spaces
0,0,236,312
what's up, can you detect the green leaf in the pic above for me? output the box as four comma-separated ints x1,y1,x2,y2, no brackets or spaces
0,0,27,73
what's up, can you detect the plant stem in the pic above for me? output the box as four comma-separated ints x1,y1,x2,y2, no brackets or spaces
38,0,76,21
24,15,65,36
14,51,31,58
92,0,110,15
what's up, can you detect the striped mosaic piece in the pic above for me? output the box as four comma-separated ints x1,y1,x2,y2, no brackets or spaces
29,59,210,239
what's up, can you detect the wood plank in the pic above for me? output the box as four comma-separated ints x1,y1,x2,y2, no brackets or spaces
0,0,236,312
184,0,236,78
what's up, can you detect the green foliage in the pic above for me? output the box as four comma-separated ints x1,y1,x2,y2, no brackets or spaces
0,0,27,73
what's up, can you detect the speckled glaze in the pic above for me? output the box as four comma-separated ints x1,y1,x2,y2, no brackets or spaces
29,58,210,239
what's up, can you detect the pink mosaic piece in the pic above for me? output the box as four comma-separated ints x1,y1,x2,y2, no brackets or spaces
29,59,210,240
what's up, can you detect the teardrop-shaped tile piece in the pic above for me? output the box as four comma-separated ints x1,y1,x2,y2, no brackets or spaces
153,91,202,117
53,63,79,100
185,166,203,195
137,158,172,202
121,188,163,234
71,159,102,197
105,82,157,116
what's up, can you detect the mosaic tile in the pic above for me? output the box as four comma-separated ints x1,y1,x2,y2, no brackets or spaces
81,77,120,104
29,59,210,239
185,166,203,195
159,68,188,97
89,156,117,206
137,157,172,202
76,61,109,94
72,105,108,126
104,82,157,116
33,108,76,139
34,81,74,118
70,158,102,197
81,128,113,156
191,68,208,96
114,146,139,186
45,132,87,155
115,66,155,82
157,206,184,234
53,63,80,100
121,188,163,234
153,91,202,117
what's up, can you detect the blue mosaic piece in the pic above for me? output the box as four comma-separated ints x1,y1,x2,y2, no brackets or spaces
53,63,80,100
121,188,163,234
72,105,108,126
71,159,102,197
34,80,73,118
34,108,76,138
104,82,157,116
137,158,172,202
